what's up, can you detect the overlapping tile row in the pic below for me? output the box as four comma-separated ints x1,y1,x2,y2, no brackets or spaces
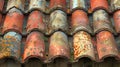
70,0,96,62
90,0,119,62
1,0,120,65
21,0,48,63
0,0,24,62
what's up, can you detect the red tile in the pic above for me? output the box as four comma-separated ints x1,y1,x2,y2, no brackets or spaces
2,8,24,34
71,10,92,35
113,10,120,33
70,0,87,12
47,10,68,35
73,31,95,61
27,11,46,33
90,0,109,12
93,9,114,34
0,0,4,12
28,0,46,12
48,31,70,62
0,31,22,62
6,0,25,12
23,31,45,63
111,0,120,12
50,0,67,12
96,31,119,61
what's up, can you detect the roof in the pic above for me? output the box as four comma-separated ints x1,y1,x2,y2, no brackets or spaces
0,0,120,67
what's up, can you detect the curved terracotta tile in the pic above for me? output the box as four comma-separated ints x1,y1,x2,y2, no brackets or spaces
93,9,114,34
71,10,92,35
27,11,46,34
2,8,24,34
113,10,120,33
48,31,70,62
47,10,68,35
6,0,25,12
0,0,4,12
111,0,120,12
49,0,67,12
23,31,45,63
90,0,109,12
96,31,119,61
28,0,46,12
0,31,22,62
70,0,87,12
73,31,95,62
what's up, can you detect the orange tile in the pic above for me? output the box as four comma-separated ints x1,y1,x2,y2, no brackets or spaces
27,11,46,34
90,0,109,12
71,10,92,35
2,8,24,34
23,31,45,63
96,31,119,61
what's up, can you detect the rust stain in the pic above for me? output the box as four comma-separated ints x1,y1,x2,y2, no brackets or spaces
96,31,119,61
23,31,45,62
73,31,95,61
90,0,109,12
2,8,24,34
27,10,46,33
